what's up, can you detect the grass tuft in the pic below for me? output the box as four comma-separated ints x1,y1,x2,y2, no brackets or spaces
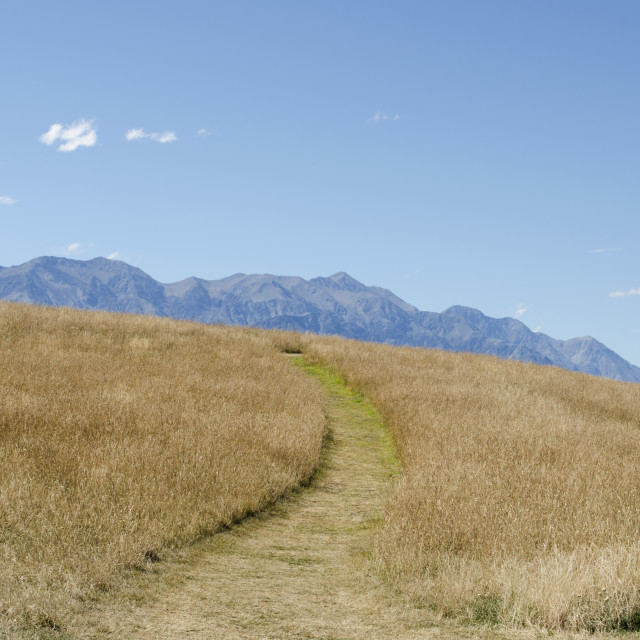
468,595,503,626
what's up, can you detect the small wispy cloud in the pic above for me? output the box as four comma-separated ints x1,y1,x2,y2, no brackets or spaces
591,248,623,253
609,288,640,298
125,128,177,143
125,128,146,141
107,251,121,260
40,119,97,152
64,242,82,255
367,111,400,124
532,325,542,333
152,131,177,143
0,196,17,205
514,303,532,317
197,128,212,137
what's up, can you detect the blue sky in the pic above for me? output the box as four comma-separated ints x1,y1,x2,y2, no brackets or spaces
2,1,640,365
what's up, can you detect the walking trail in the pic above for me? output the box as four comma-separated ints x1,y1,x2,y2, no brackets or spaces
69,360,442,639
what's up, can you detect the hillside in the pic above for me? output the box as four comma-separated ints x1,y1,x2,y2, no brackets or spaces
299,333,640,632
0,302,325,634
1,255,638,382
4,303,640,637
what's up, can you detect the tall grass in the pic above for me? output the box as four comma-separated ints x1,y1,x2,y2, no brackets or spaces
0,303,325,630
299,335,640,631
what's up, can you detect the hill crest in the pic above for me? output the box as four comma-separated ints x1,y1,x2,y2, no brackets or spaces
1,255,638,382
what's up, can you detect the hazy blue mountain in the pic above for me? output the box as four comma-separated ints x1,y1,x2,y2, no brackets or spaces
1,256,638,383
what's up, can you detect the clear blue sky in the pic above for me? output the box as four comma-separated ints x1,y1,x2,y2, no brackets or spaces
2,1,639,365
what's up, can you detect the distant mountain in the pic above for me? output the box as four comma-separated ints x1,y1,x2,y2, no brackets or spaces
1,256,638,383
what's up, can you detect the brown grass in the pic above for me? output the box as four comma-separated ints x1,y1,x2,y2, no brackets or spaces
0,303,325,632
5,304,640,636
296,334,640,632
66,361,444,640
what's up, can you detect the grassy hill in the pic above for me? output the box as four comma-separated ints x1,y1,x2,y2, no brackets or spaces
3,302,640,636
0,303,325,633
296,333,640,631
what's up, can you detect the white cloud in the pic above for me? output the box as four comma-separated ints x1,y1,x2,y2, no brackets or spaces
40,119,97,152
0,196,17,205
532,325,542,333
591,248,623,253
64,242,82,255
514,303,531,317
151,131,177,143
107,251,121,260
40,123,63,145
609,288,640,298
197,128,212,137
125,128,177,143
367,111,401,124
125,128,146,141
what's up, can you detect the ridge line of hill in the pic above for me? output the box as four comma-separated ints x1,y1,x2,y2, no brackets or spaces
0,255,638,382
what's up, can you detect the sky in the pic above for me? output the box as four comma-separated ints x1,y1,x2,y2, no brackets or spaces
1,1,640,365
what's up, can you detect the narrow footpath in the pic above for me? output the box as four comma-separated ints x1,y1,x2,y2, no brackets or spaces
69,360,439,639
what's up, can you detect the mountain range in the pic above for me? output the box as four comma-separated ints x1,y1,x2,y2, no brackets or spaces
1,256,638,383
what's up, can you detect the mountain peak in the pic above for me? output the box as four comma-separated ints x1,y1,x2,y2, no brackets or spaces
327,272,367,290
329,271,357,282
442,305,487,320
30,255,65,266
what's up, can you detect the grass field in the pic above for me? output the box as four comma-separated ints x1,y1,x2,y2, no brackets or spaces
298,334,640,631
0,303,325,632
4,303,640,636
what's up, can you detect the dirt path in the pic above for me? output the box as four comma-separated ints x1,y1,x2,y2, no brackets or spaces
68,360,440,639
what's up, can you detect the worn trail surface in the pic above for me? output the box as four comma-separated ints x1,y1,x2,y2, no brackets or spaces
70,361,439,639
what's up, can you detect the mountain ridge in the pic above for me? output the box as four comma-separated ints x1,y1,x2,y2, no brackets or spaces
1,256,638,382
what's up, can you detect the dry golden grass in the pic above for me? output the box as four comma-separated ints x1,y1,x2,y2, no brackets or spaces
67,361,443,640
0,303,324,632
296,334,640,632
5,304,640,636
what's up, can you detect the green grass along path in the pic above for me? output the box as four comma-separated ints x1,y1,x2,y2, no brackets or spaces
36,360,531,640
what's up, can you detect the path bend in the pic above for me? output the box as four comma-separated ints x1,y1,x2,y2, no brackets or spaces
70,360,438,639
